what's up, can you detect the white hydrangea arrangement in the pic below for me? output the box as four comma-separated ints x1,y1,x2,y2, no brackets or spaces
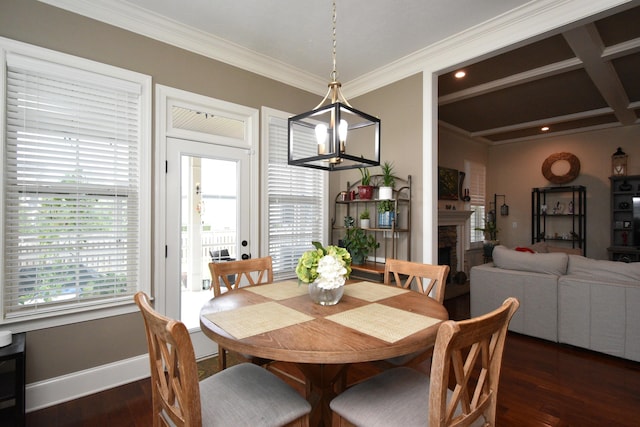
296,242,351,289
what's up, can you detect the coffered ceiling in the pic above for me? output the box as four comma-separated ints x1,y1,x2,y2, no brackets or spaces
439,4,640,144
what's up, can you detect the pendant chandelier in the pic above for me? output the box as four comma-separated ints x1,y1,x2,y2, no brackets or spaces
288,0,381,171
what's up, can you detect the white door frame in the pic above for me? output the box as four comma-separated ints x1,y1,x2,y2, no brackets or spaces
154,85,259,358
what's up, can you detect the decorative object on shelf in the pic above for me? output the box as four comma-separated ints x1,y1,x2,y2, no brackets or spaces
619,180,632,191
619,201,630,209
296,242,351,305
462,188,471,202
344,215,355,228
342,228,379,265
359,209,370,228
357,167,374,199
377,199,396,228
552,201,564,214
287,0,380,171
438,167,459,200
611,147,628,176
378,161,396,200
541,152,580,184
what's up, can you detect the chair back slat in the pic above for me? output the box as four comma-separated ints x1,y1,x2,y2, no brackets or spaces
208,256,273,296
384,259,450,303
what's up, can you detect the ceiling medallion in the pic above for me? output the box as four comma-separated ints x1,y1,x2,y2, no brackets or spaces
541,152,581,184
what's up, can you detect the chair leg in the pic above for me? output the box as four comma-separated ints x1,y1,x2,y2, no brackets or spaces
218,347,227,371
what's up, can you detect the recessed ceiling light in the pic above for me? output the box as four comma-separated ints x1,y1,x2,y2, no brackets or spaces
541,126,550,131
454,70,466,79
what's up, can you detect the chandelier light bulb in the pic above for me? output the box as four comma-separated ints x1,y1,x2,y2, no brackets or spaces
338,119,348,142
315,123,328,154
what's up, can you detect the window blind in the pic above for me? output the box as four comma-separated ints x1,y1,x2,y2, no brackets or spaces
266,114,327,280
466,161,486,243
3,53,142,318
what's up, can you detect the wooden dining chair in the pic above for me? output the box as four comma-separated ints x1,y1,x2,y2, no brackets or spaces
384,258,450,303
208,256,274,370
208,255,274,297
134,292,311,427
379,259,450,369
330,297,519,427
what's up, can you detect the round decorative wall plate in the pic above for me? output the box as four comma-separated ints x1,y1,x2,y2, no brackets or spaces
541,152,580,184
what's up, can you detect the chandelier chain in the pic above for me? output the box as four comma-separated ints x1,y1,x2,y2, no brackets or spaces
331,0,337,81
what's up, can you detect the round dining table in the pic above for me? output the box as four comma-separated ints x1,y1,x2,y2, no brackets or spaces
200,280,449,427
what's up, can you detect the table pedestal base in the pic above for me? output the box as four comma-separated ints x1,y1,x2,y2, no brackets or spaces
296,363,348,427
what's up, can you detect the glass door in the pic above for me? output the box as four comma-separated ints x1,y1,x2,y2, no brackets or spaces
166,137,251,357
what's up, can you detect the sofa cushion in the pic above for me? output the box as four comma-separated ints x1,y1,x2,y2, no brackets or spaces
492,245,568,276
567,255,640,284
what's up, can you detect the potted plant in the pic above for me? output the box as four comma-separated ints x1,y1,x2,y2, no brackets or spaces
475,219,499,258
378,161,396,200
377,199,396,228
342,228,379,265
357,167,374,200
359,209,370,228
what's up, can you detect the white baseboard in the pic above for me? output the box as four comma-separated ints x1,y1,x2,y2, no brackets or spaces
26,354,150,413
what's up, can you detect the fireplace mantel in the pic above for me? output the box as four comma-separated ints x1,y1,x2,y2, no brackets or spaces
438,210,473,224
438,210,473,274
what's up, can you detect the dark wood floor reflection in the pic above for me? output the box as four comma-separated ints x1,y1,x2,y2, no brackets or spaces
27,293,640,426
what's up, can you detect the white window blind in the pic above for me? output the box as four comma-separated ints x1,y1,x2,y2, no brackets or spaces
466,161,486,244
3,50,147,320
264,112,327,280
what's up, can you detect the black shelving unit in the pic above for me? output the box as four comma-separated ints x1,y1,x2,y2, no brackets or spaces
531,185,586,256
608,175,640,262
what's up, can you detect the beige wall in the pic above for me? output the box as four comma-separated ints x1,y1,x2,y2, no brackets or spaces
440,124,640,261
1,0,320,383
329,74,424,261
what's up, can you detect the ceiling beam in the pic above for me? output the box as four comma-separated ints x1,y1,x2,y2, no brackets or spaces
563,23,636,126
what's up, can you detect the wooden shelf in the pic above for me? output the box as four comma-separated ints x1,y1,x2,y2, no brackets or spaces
350,261,385,281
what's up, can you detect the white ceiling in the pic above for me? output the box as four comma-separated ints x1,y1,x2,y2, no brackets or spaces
42,0,532,88
116,0,531,83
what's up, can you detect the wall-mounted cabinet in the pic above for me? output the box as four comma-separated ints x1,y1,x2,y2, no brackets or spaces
608,175,640,262
331,175,411,279
531,186,586,255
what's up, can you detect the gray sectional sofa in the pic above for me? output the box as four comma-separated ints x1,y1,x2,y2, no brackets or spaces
471,245,640,362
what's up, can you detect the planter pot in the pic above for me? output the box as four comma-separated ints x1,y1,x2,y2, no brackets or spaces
360,218,370,228
308,281,344,306
378,211,396,228
483,240,499,258
378,186,393,200
358,185,374,200
351,252,366,265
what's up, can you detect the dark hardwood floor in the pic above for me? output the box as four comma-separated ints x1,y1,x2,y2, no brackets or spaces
26,293,640,426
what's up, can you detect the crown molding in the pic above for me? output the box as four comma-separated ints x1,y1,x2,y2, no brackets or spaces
37,0,327,95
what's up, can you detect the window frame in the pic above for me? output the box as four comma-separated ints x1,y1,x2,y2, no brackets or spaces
0,37,152,332
260,107,329,281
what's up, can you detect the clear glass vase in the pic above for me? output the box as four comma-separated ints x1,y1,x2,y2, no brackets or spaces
308,280,344,306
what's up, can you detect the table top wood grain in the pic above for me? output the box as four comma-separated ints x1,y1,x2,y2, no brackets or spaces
200,280,449,365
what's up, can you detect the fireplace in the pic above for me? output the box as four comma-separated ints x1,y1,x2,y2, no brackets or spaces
438,210,473,274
